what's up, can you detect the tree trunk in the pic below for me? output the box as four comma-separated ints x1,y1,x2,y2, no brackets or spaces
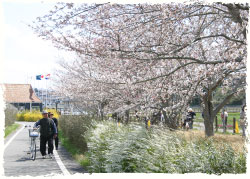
125,109,130,124
202,95,215,137
163,111,179,129
98,102,105,120
203,114,214,137
99,106,104,120
124,101,131,124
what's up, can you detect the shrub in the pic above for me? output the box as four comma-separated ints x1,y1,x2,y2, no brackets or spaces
16,110,42,122
59,115,93,153
16,109,60,122
85,121,246,173
4,104,18,127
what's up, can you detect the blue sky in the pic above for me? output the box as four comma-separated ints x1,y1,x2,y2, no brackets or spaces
1,1,62,89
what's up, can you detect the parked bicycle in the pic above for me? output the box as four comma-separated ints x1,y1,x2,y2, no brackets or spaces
28,127,39,161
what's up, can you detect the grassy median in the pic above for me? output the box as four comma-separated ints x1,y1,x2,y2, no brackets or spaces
4,123,21,138
58,130,90,168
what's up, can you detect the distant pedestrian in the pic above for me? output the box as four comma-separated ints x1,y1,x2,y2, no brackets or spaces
117,116,121,126
220,110,224,123
34,110,57,159
224,110,228,126
187,108,196,129
135,110,140,121
48,112,59,150
144,116,150,129
160,111,165,123
221,109,228,132
239,105,247,137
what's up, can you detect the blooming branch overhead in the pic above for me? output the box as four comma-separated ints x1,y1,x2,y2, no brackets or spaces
31,2,248,136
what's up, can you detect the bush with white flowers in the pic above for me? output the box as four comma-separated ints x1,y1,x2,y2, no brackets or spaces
85,121,246,174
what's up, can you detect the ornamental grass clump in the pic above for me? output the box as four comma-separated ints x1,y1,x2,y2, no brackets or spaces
86,121,246,174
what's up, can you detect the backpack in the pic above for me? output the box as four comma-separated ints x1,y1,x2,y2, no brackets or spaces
39,118,54,137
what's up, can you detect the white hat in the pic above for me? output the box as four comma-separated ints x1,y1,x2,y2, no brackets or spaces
42,110,48,114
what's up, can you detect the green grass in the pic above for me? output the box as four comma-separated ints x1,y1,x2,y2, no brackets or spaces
58,130,79,155
214,131,241,135
4,123,21,138
195,112,240,127
58,130,90,168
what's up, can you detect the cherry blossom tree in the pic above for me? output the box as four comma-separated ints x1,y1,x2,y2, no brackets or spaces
31,2,248,136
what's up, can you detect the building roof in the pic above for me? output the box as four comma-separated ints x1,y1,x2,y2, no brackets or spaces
2,84,42,103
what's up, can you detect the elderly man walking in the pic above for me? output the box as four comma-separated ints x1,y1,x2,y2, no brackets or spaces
34,110,57,159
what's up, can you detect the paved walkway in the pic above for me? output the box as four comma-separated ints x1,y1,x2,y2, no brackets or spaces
4,122,87,177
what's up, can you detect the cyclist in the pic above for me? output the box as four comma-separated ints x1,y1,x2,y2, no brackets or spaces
34,110,57,159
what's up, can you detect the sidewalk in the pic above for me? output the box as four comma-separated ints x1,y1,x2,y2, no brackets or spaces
4,121,86,177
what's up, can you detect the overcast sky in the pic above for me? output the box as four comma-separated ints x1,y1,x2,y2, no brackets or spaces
0,0,248,90
0,0,74,90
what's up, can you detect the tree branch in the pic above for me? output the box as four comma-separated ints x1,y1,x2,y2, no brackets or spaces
133,61,197,84
213,92,236,115
194,34,246,44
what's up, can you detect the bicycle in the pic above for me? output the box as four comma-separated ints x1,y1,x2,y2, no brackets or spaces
28,127,39,161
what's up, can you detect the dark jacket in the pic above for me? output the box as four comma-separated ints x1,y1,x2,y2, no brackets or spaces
51,117,58,128
187,112,196,120
35,118,57,137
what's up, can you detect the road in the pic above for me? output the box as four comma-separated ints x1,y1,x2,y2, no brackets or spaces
4,122,86,177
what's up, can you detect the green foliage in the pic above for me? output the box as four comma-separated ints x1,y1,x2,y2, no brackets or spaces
195,112,240,129
86,121,246,173
58,129,90,168
80,155,91,168
59,115,93,153
58,130,80,155
212,88,245,106
4,123,20,138
4,104,18,127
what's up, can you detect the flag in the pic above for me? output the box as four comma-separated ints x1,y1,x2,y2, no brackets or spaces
36,75,45,80
36,75,42,80
45,74,50,80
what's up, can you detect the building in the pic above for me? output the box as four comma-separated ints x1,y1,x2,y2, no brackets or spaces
2,84,42,111
34,88,80,115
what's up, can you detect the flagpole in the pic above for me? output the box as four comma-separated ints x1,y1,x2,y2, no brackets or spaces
46,78,47,109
